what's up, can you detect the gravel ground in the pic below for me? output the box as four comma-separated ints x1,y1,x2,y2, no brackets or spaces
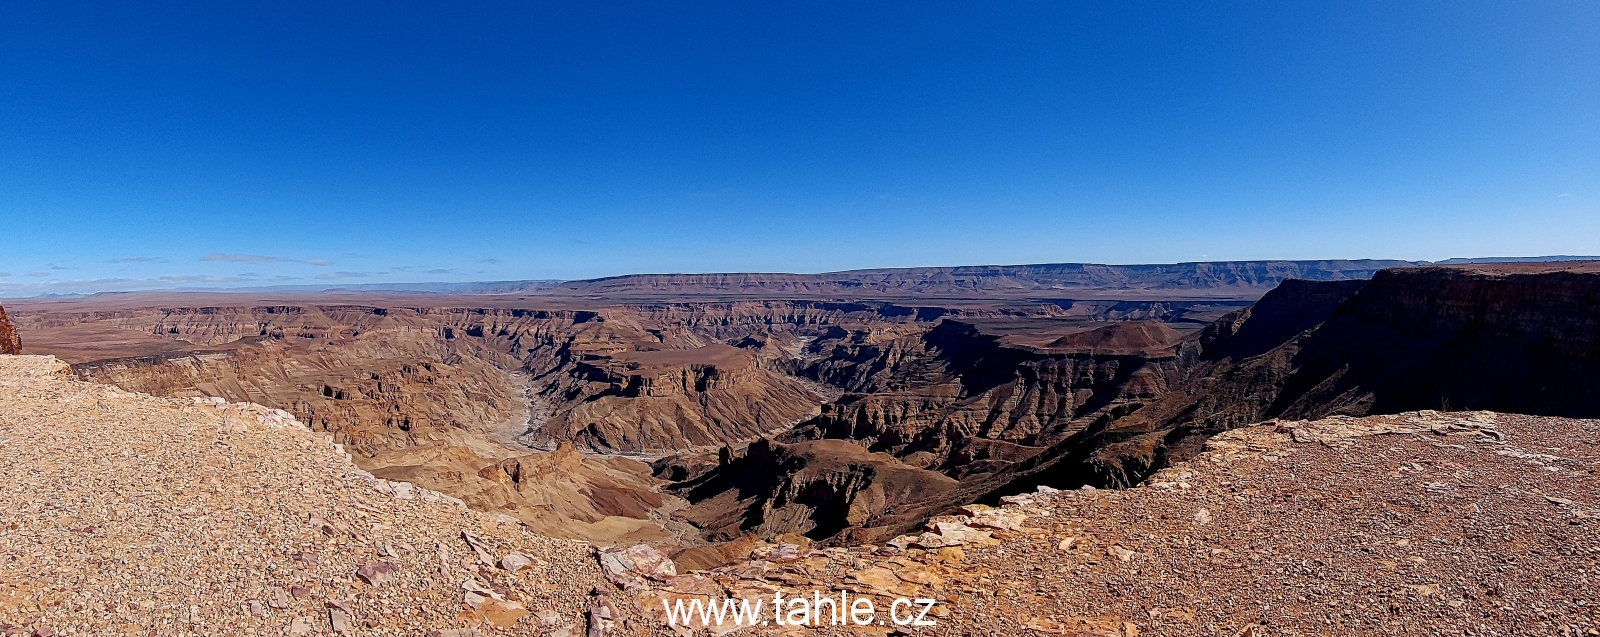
924,412,1600,636
0,356,655,637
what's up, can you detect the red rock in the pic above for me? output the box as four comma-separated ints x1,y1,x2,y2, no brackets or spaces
355,562,399,586
0,305,18,355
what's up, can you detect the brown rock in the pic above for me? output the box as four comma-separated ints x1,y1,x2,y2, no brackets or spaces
356,562,399,586
848,567,903,594
268,587,291,609
482,599,530,628
327,607,353,634
0,305,19,355
500,552,538,573
597,543,676,590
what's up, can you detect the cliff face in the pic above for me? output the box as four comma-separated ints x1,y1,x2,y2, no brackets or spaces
992,265,1600,495
0,304,20,354
535,343,827,453
1264,266,1600,417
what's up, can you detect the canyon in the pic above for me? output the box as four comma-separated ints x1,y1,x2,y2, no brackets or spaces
8,259,1600,566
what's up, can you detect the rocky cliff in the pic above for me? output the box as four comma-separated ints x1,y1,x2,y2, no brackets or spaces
992,263,1600,495
1256,265,1600,417
0,304,19,355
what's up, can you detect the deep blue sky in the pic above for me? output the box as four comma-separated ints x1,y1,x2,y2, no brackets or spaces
3,2,1597,294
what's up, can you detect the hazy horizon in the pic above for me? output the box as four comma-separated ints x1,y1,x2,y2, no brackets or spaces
8,255,1600,298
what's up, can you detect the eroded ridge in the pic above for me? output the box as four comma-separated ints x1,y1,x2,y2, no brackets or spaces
0,356,644,636
596,411,1600,636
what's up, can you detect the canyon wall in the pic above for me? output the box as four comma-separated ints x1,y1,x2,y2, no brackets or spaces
990,264,1600,497
1257,266,1600,417
667,264,1600,544
660,317,1194,544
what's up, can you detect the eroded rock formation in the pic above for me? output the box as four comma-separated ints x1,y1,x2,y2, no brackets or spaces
669,263,1600,545
666,438,958,543
0,304,19,355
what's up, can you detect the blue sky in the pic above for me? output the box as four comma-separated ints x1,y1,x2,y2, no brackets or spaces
2,1,1597,294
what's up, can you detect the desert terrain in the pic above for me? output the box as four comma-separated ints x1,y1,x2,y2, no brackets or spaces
3,258,1599,635
3,260,1389,552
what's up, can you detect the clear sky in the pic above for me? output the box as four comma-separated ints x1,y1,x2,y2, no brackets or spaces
2,2,1597,295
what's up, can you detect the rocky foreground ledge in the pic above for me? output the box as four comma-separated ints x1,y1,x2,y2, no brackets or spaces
0,356,651,637
597,412,1600,636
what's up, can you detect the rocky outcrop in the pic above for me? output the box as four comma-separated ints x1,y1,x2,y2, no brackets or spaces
0,304,19,354
534,344,827,453
0,355,631,636
665,438,958,544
